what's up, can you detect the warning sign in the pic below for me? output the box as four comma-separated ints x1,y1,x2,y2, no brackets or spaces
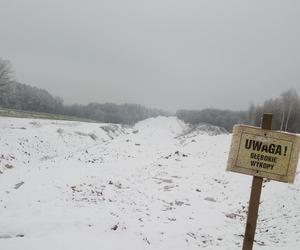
227,125,300,183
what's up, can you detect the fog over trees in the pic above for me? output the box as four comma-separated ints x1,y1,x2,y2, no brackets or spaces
1,57,300,131
176,109,248,132
0,57,170,125
177,89,300,133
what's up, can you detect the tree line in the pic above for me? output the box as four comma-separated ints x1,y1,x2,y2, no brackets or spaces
0,57,169,125
1,57,299,130
176,89,300,133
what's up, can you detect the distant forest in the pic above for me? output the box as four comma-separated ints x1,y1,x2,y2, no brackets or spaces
0,57,169,124
177,89,300,133
1,57,300,132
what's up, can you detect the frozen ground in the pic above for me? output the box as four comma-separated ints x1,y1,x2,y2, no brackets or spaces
0,116,299,250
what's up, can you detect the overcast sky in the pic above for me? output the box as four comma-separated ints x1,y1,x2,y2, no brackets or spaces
0,0,299,112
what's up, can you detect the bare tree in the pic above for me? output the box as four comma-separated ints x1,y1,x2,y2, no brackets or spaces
280,103,285,131
285,104,292,131
0,58,12,88
280,89,298,131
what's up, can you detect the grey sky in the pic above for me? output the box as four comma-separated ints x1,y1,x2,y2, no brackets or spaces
0,0,299,112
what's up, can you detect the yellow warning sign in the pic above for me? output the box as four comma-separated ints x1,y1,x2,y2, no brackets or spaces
227,125,300,183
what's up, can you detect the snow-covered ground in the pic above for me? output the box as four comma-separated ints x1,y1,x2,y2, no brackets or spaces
0,116,299,250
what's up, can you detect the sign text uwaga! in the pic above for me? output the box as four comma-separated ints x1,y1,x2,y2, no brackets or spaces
227,124,300,183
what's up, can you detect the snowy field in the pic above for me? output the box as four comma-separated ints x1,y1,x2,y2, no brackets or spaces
0,116,299,250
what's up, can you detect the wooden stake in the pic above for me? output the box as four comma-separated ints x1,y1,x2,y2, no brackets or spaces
242,113,272,250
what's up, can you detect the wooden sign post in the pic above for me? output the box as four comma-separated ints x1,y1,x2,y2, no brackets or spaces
243,114,271,250
226,113,300,250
